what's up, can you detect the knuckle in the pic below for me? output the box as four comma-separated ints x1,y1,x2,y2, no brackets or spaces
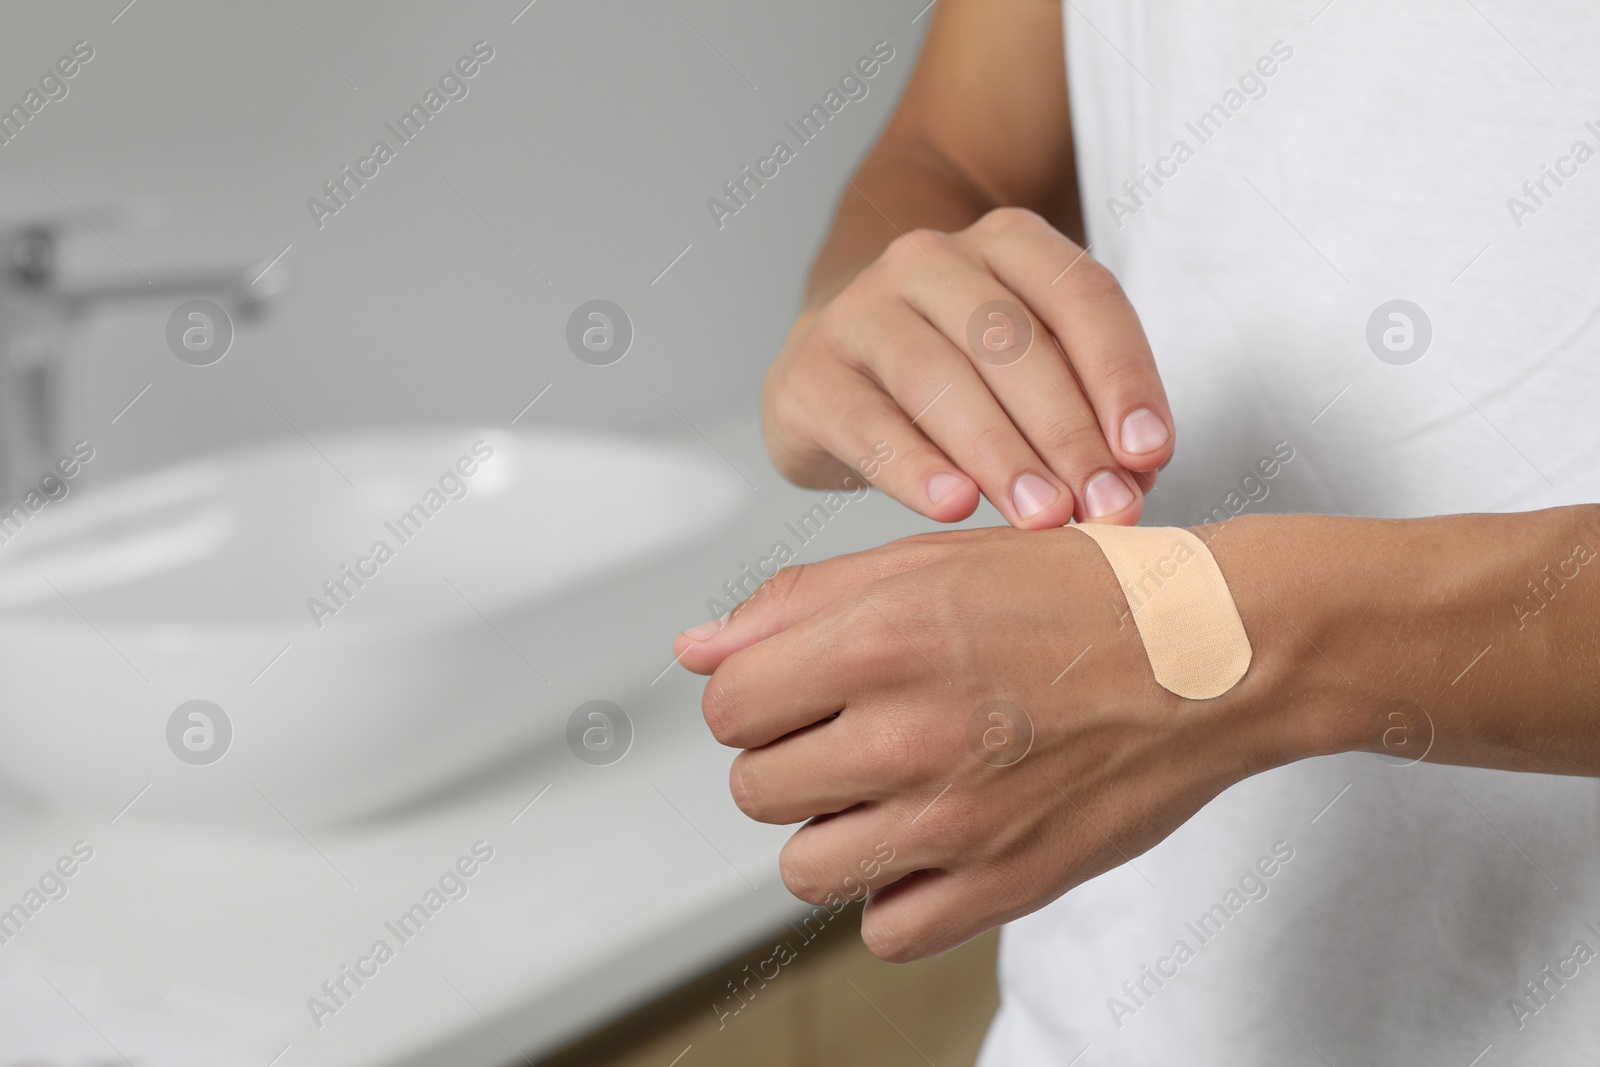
975,205,1046,240
1096,355,1156,395
778,837,831,904
728,757,766,820
762,437,810,487
860,914,921,963
762,391,812,466
902,226,949,250
964,420,1016,464
754,563,807,613
1069,256,1128,303
881,228,949,270
810,298,864,356
1035,413,1108,465
701,675,743,747
810,282,886,362
760,376,795,432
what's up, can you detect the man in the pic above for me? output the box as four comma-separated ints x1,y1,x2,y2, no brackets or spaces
677,1,1600,1062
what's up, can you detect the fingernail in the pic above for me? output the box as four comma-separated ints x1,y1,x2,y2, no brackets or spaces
927,471,966,504
683,619,723,642
1120,408,1170,455
1011,472,1060,519
1084,471,1135,518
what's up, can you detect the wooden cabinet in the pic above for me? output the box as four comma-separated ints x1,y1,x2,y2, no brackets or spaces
545,904,999,1066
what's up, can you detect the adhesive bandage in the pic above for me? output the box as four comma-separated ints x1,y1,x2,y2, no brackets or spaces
1070,524,1252,699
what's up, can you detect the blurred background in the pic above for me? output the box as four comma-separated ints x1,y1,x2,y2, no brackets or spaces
3,0,921,480
0,1,1005,1064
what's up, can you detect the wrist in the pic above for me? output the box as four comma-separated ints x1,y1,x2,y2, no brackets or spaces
1198,506,1600,775
1192,514,1375,770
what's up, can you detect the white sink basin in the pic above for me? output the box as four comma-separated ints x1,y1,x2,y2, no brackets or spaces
0,427,748,826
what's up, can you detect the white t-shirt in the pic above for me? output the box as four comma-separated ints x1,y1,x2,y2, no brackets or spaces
979,3,1600,1063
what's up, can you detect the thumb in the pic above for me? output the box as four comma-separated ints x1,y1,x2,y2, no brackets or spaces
673,561,851,675
672,532,970,674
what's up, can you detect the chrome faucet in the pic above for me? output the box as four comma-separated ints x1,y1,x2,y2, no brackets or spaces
0,199,288,501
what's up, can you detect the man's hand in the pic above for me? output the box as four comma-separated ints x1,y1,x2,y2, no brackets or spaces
675,507,1600,961
764,210,1174,528
674,525,1321,961
765,0,1173,528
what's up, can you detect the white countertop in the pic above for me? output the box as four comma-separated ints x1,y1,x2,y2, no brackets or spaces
0,667,801,1065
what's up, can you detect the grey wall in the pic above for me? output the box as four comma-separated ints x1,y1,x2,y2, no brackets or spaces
0,0,928,484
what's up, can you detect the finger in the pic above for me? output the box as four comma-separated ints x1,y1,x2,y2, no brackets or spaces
730,701,932,824
777,795,1013,962
775,801,941,908
673,537,941,674
701,589,916,749
849,303,1077,529
965,208,1175,472
889,242,1144,522
674,563,846,678
795,363,981,523
859,868,995,962
1040,335,1143,522
858,788,1138,961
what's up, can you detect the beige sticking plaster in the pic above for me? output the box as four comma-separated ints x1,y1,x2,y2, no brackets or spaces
1070,524,1252,700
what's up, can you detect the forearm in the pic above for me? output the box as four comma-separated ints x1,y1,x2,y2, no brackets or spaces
801,0,1081,312
802,142,996,311
1206,507,1600,777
